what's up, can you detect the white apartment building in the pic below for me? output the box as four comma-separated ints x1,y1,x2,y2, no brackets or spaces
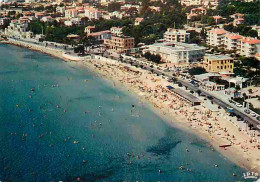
121,4,141,12
181,0,202,6
252,25,260,37
180,0,219,7
207,28,227,46
64,18,82,26
56,6,65,14
85,8,101,20
224,33,242,51
163,28,190,43
110,27,122,36
207,28,260,57
142,42,206,64
5,19,33,39
88,30,111,41
65,9,78,18
240,38,260,57
41,16,54,22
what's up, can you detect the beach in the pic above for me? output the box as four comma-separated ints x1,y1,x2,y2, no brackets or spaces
2,39,260,174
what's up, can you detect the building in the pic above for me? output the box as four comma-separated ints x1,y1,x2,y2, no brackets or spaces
180,0,219,8
207,28,227,47
88,30,111,41
85,8,101,20
240,37,260,57
233,18,244,26
163,28,190,43
35,12,46,19
135,18,143,26
252,25,260,37
230,13,245,26
224,33,242,51
64,18,83,26
142,42,206,64
110,27,122,36
65,9,78,18
56,6,65,14
0,17,10,26
41,16,53,22
203,54,234,74
4,19,33,39
85,25,96,34
187,7,207,21
213,15,223,24
104,36,134,53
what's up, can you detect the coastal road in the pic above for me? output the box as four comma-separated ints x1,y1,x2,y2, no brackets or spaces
120,57,260,131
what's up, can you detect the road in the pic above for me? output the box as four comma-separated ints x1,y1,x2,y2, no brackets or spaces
119,56,260,130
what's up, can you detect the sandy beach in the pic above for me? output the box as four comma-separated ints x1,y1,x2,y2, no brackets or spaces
3,39,260,174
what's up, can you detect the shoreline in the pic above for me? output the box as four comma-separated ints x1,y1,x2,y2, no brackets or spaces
2,40,260,175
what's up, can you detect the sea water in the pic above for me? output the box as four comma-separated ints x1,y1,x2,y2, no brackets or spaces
0,44,249,181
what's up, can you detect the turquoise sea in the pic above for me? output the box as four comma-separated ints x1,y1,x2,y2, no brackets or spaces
0,44,249,181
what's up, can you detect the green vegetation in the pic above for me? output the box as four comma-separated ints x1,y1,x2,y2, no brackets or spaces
28,21,85,44
224,24,258,38
143,52,161,63
234,57,260,86
121,0,186,44
216,0,260,25
188,67,207,76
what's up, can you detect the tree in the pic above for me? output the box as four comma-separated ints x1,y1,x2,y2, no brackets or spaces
107,2,121,12
74,45,85,55
188,67,207,76
144,52,151,60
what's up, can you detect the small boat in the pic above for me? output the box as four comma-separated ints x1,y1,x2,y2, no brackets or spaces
219,144,231,148
16,104,19,108
74,141,79,144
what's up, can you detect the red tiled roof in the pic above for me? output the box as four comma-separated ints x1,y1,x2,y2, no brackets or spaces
225,34,242,40
209,29,227,35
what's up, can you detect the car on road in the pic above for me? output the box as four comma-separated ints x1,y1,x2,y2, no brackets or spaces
244,109,250,114
227,106,234,111
251,112,256,117
237,117,244,121
236,103,243,108
207,96,213,100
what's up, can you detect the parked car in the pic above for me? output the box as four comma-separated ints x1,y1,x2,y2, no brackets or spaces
237,117,244,121
251,112,256,117
227,107,234,111
256,116,260,121
257,125,260,130
244,109,250,114
236,103,243,108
